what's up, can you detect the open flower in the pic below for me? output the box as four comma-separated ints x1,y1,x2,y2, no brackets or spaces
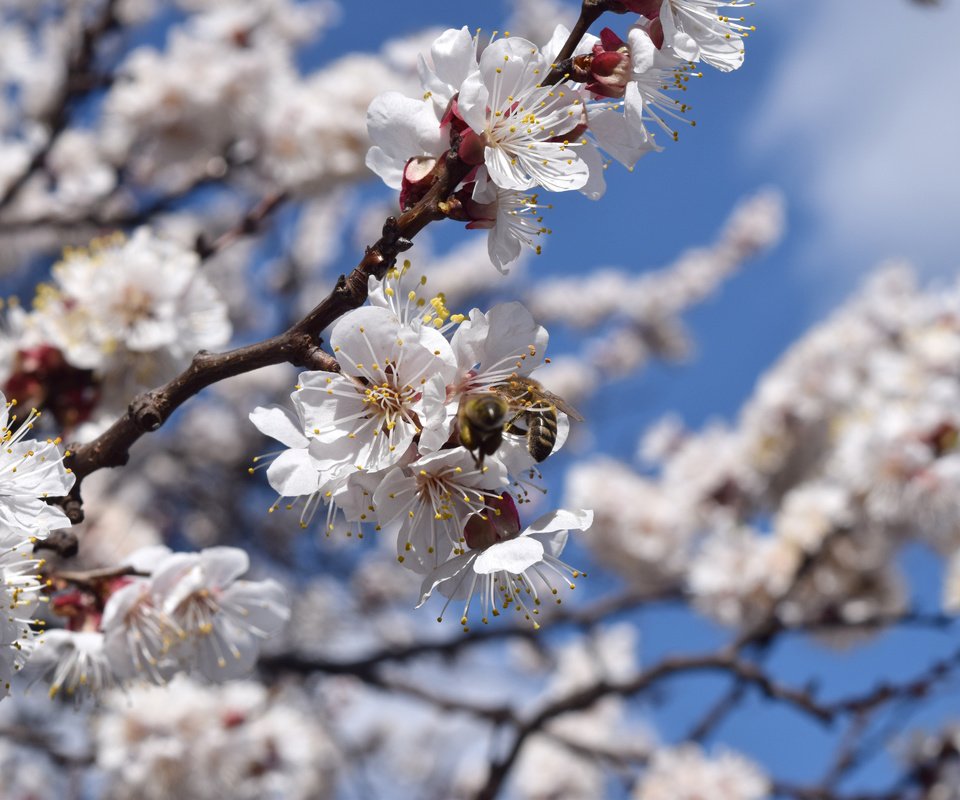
658,0,753,73
0,527,44,695
101,577,181,685
451,302,548,392
295,306,457,474
30,630,114,701
467,171,552,273
418,500,593,629
0,395,75,533
457,36,593,193
375,449,510,573
152,547,289,681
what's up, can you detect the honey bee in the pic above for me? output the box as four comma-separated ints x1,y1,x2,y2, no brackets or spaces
457,376,583,466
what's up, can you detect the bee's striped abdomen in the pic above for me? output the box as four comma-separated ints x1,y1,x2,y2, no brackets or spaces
526,406,558,462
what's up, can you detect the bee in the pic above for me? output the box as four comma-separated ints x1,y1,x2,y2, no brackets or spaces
457,376,583,466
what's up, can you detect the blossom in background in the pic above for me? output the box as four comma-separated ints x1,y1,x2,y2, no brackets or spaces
418,500,592,629
101,577,181,685
14,545,292,700
29,630,114,701
95,677,339,800
151,547,289,680
633,744,769,800
28,229,231,383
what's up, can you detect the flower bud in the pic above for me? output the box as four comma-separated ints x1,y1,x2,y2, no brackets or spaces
399,156,438,210
463,493,521,551
5,345,99,430
586,28,632,99
618,0,662,17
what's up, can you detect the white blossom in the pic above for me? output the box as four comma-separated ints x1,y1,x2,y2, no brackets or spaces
96,677,338,800
295,305,456,475
101,576,181,685
658,0,754,73
0,394,74,533
418,506,592,629
0,526,43,696
633,744,769,800
30,630,114,702
151,547,289,680
374,448,510,573
29,229,231,390
458,36,593,193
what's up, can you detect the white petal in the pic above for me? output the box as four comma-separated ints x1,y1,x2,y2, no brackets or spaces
266,449,322,497
416,374,455,454
371,466,413,527
222,579,290,636
524,508,594,536
200,546,249,588
473,536,544,575
366,92,444,160
577,141,607,200
250,405,308,449
121,545,173,573
457,70,489,134
484,144,537,191
428,26,476,89
416,553,475,606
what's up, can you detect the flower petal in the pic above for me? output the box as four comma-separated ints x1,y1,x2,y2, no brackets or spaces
473,536,544,575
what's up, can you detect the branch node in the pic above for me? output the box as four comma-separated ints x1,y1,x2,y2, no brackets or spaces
130,394,163,431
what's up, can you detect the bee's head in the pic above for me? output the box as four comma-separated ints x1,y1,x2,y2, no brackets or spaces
463,394,508,430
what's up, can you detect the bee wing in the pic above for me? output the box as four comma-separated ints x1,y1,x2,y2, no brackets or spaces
552,396,584,422
534,386,584,422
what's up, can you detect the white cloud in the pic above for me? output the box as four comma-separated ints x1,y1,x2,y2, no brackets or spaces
745,0,960,275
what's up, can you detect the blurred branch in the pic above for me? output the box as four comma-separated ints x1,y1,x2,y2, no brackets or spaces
0,0,120,212
260,588,680,678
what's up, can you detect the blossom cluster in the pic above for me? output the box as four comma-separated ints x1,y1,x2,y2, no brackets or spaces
23,544,288,701
252,265,592,629
95,677,338,800
367,2,753,270
2,228,231,438
0,391,75,695
568,264,960,635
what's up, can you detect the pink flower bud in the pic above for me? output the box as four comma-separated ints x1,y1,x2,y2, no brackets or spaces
4,345,100,431
457,128,487,166
586,28,632,99
399,156,438,210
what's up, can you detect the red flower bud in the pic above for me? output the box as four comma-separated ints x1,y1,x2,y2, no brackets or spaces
585,28,632,99
463,493,521,551
619,0,661,18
